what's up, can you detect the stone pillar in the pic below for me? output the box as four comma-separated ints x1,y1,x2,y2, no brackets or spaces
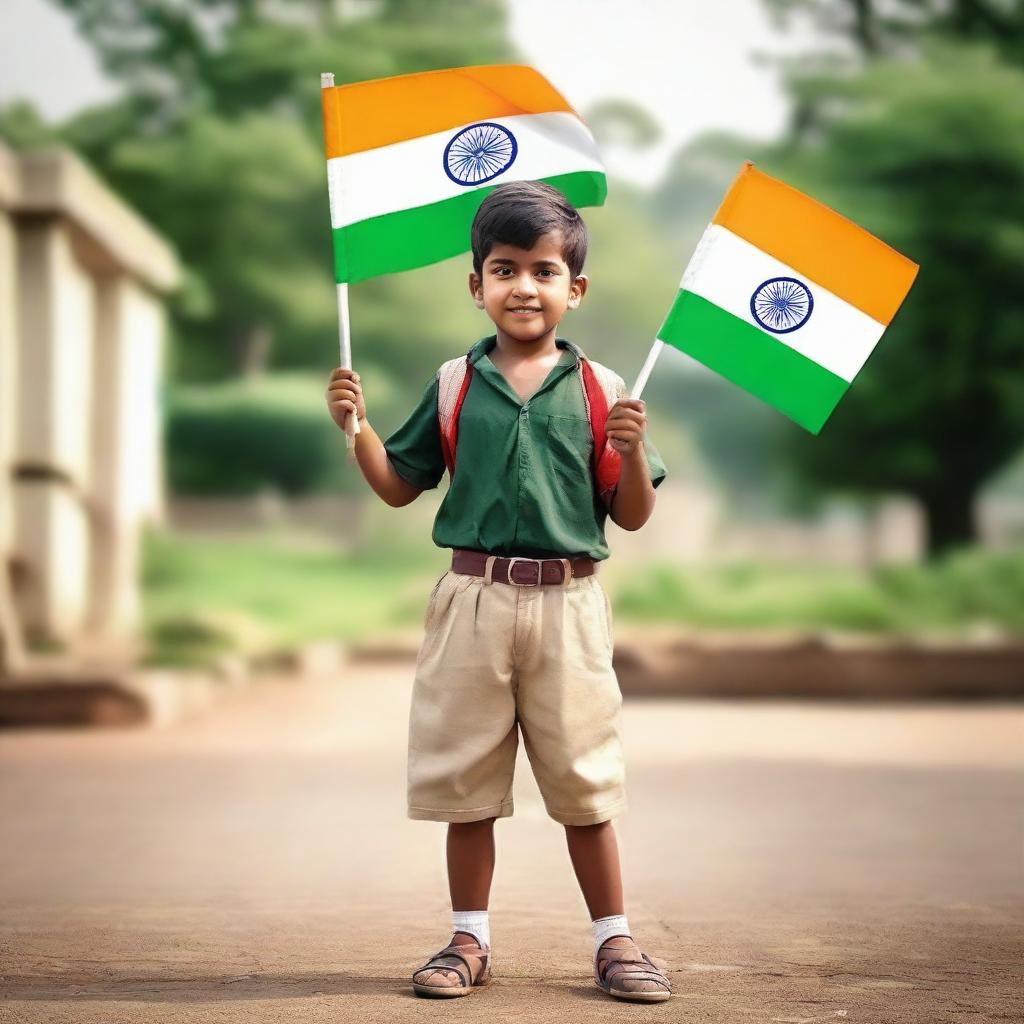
87,276,166,638
0,142,179,664
0,155,25,671
12,221,96,643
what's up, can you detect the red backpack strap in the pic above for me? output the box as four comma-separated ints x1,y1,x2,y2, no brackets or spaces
437,351,474,477
578,357,624,509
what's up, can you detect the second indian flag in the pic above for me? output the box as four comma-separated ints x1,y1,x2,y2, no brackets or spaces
658,162,919,434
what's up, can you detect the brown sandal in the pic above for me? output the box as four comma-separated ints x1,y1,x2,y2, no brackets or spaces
412,940,492,998
595,935,672,1003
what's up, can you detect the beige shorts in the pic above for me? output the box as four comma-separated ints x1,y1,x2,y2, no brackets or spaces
406,563,626,826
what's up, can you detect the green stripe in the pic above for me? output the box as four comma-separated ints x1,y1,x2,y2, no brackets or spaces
331,171,606,284
658,291,848,434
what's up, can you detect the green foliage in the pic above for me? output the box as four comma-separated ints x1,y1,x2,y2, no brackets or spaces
141,523,1024,666
762,0,1024,63
0,100,59,149
165,372,403,495
571,184,681,367
585,99,662,150
615,548,1024,635
757,44,1024,553
140,524,444,666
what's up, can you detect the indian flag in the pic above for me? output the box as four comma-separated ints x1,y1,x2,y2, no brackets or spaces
320,64,606,284
657,162,919,434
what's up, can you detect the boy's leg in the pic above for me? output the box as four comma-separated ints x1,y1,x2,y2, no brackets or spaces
514,570,671,1000
566,820,671,1000
448,817,497,914
407,570,519,823
412,817,497,994
563,819,623,919
409,566,517,995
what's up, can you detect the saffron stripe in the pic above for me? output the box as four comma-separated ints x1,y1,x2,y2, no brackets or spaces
322,65,575,158
713,163,919,326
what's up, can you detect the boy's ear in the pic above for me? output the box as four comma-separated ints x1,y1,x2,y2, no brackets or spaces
468,271,485,309
567,273,589,310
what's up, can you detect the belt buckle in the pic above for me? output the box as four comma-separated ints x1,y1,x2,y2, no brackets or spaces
506,556,540,586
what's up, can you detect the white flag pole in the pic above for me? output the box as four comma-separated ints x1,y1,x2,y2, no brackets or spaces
336,280,360,451
629,338,665,400
322,71,360,453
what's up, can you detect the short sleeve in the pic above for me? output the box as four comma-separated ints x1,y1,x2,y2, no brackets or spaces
382,373,446,490
644,434,668,490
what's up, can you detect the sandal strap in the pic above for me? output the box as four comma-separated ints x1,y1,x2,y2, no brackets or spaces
596,942,670,987
414,945,488,987
605,960,669,982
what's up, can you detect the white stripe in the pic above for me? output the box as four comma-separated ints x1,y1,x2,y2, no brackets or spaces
678,224,886,383
327,111,603,229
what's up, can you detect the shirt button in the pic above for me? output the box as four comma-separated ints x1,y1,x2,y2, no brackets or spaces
521,406,529,415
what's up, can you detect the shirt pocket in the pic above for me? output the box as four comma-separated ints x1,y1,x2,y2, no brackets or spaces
546,414,593,459
546,414,596,522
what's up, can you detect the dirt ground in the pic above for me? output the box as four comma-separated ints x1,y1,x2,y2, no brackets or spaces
1,663,1022,1023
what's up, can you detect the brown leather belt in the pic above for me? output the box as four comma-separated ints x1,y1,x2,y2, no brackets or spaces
451,547,596,586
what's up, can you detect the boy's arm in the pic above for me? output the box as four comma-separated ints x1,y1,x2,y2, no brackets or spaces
609,445,656,531
326,366,424,507
354,422,424,507
604,383,666,530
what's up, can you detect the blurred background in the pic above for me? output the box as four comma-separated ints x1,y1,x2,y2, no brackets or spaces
1,0,1023,677
0,3,1021,1020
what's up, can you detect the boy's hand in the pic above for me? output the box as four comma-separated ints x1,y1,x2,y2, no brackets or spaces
326,367,367,429
605,398,647,456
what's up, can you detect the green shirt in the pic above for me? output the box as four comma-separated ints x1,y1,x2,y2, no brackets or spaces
382,335,667,561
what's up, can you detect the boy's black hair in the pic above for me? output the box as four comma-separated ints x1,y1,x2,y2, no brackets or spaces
471,181,588,280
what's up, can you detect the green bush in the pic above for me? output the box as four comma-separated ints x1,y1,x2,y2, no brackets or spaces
615,549,1024,635
165,373,361,496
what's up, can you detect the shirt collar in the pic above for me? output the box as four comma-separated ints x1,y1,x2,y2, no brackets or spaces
468,335,581,367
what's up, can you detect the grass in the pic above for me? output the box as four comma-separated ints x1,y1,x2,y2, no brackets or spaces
140,526,446,668
613,548,1024,636
140,528,1024,667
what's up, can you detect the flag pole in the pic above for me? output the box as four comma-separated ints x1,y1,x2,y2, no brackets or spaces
629,338,665,400
322,71,360,453
336,280,360,451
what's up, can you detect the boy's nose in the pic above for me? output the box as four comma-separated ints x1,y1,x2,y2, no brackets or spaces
513,276,538,296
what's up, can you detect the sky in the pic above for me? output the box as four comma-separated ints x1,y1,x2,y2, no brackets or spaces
509,0,812,184
0,0,812,187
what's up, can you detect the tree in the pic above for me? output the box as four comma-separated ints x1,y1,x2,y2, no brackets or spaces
759,44,1024,556
763,0,1024,63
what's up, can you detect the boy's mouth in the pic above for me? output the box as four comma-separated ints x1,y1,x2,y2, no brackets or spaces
508,307,541,314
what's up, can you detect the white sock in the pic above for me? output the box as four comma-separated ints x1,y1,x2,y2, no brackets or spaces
452,909,490,949
592,913,631,954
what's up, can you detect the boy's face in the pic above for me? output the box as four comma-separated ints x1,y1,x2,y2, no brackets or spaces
469,231,588,346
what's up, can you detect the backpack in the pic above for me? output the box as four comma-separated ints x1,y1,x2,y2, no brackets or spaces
435,344,625,509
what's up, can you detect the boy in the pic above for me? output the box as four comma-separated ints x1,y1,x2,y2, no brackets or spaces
325,181,671,1003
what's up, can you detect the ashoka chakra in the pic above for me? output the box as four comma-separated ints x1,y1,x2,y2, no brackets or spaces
443,122,518,186
750,277,814,334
